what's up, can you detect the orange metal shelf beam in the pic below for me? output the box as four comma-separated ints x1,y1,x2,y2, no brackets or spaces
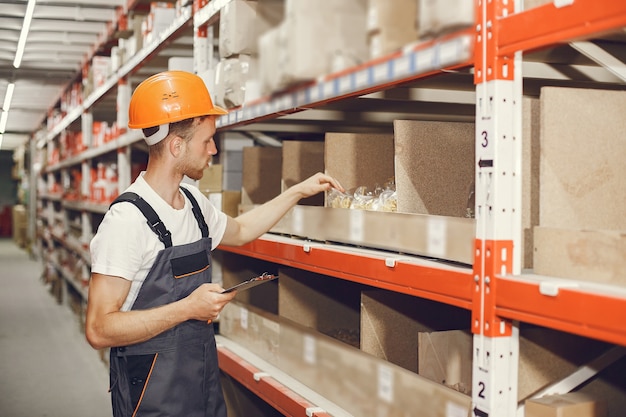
496,277,626,347
499,0,626,56
218,237,473,310
218,347,333,417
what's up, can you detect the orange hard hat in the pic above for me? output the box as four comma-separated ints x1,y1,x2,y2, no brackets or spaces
128,70,227,130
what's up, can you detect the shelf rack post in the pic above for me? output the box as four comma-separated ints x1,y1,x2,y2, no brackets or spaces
472,0,523,415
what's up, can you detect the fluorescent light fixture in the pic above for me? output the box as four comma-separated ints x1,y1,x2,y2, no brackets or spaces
13,0,37,69
3,83,15,111
0,112,8,133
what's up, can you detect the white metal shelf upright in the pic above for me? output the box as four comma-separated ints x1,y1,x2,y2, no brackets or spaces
471,0,521,416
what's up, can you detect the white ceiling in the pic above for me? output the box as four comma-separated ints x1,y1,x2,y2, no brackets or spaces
0,0,127,150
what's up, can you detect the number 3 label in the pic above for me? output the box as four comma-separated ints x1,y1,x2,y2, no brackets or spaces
481,131,489,148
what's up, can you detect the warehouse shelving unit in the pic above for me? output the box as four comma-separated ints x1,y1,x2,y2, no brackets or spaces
33,0,626,416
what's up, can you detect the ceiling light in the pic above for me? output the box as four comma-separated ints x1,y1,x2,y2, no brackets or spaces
14,0,38,69
3,83,15,112
0,112,8,133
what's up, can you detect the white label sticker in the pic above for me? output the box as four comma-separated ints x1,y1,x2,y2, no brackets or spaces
303,335,316,365
554,0,574,8
349,209,365,241
446,402,467,417
377,364,393,403
240,307,248,330
427,217,446,258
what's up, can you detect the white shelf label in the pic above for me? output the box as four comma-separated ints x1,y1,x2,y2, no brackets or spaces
446,402,467,417
303,334,316,365
349,209,365,241
377,364,394,403
240,307,249,330
427,217,447,258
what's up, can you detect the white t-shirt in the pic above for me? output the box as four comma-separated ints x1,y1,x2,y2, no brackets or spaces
90,173,228,311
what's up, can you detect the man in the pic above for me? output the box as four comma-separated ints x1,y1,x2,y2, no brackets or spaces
85,70,343,417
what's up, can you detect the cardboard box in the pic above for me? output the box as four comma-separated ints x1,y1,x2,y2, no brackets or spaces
535,87,626,283
241,147,282,205
361,291,469,373
278,267,362,347
214,55,257,109
207,190,241,218
281,140,325,206
539,87,626,231
534,227,626,286
522,98,541,269
324,132,395,202
418,330,473,394
394,120,474,218
367,0,419,58
199,164,223,194
525,392,607,417
269,0,368,91
418,0,475,38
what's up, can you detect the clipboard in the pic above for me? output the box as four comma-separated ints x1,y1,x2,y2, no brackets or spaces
221,272,278,293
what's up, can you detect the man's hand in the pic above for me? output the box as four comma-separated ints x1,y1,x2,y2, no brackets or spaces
291,172,344,199
183,283,237,322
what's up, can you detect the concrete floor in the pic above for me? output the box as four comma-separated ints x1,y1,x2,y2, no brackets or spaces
0,239,111,417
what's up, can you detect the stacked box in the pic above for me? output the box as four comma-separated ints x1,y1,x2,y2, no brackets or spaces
12,205,28,248
278,268,362,347
259,0,368,95
214,55,258,109
281,140,325,206
241,146,282,205
418,0,475,38
367,0,419,58
199,164,223,194
324,132,395,203
361,290,471,392
219,0,282,59
393,120,475,218
534,87,626,285
525,393,607,417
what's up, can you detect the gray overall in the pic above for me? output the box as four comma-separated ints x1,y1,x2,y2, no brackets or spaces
108,187,226,417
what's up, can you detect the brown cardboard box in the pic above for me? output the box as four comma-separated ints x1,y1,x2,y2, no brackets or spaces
393,120,474,218
281,140,325,206
278,267,362,347
534,227,626,286
538,87,626,231
241,147,282,205
525,392,607,417
361,290,471,373
324,132,395,203
535,87,626,283
207,190,241,218
418,330,473,394
366,0,419,58
522,97,541,269
199,164,223,194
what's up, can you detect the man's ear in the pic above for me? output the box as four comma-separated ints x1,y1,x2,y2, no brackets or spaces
169,135,183,157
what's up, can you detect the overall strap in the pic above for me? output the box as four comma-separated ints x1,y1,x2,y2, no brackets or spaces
179,187,209,238
110,192,173,248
